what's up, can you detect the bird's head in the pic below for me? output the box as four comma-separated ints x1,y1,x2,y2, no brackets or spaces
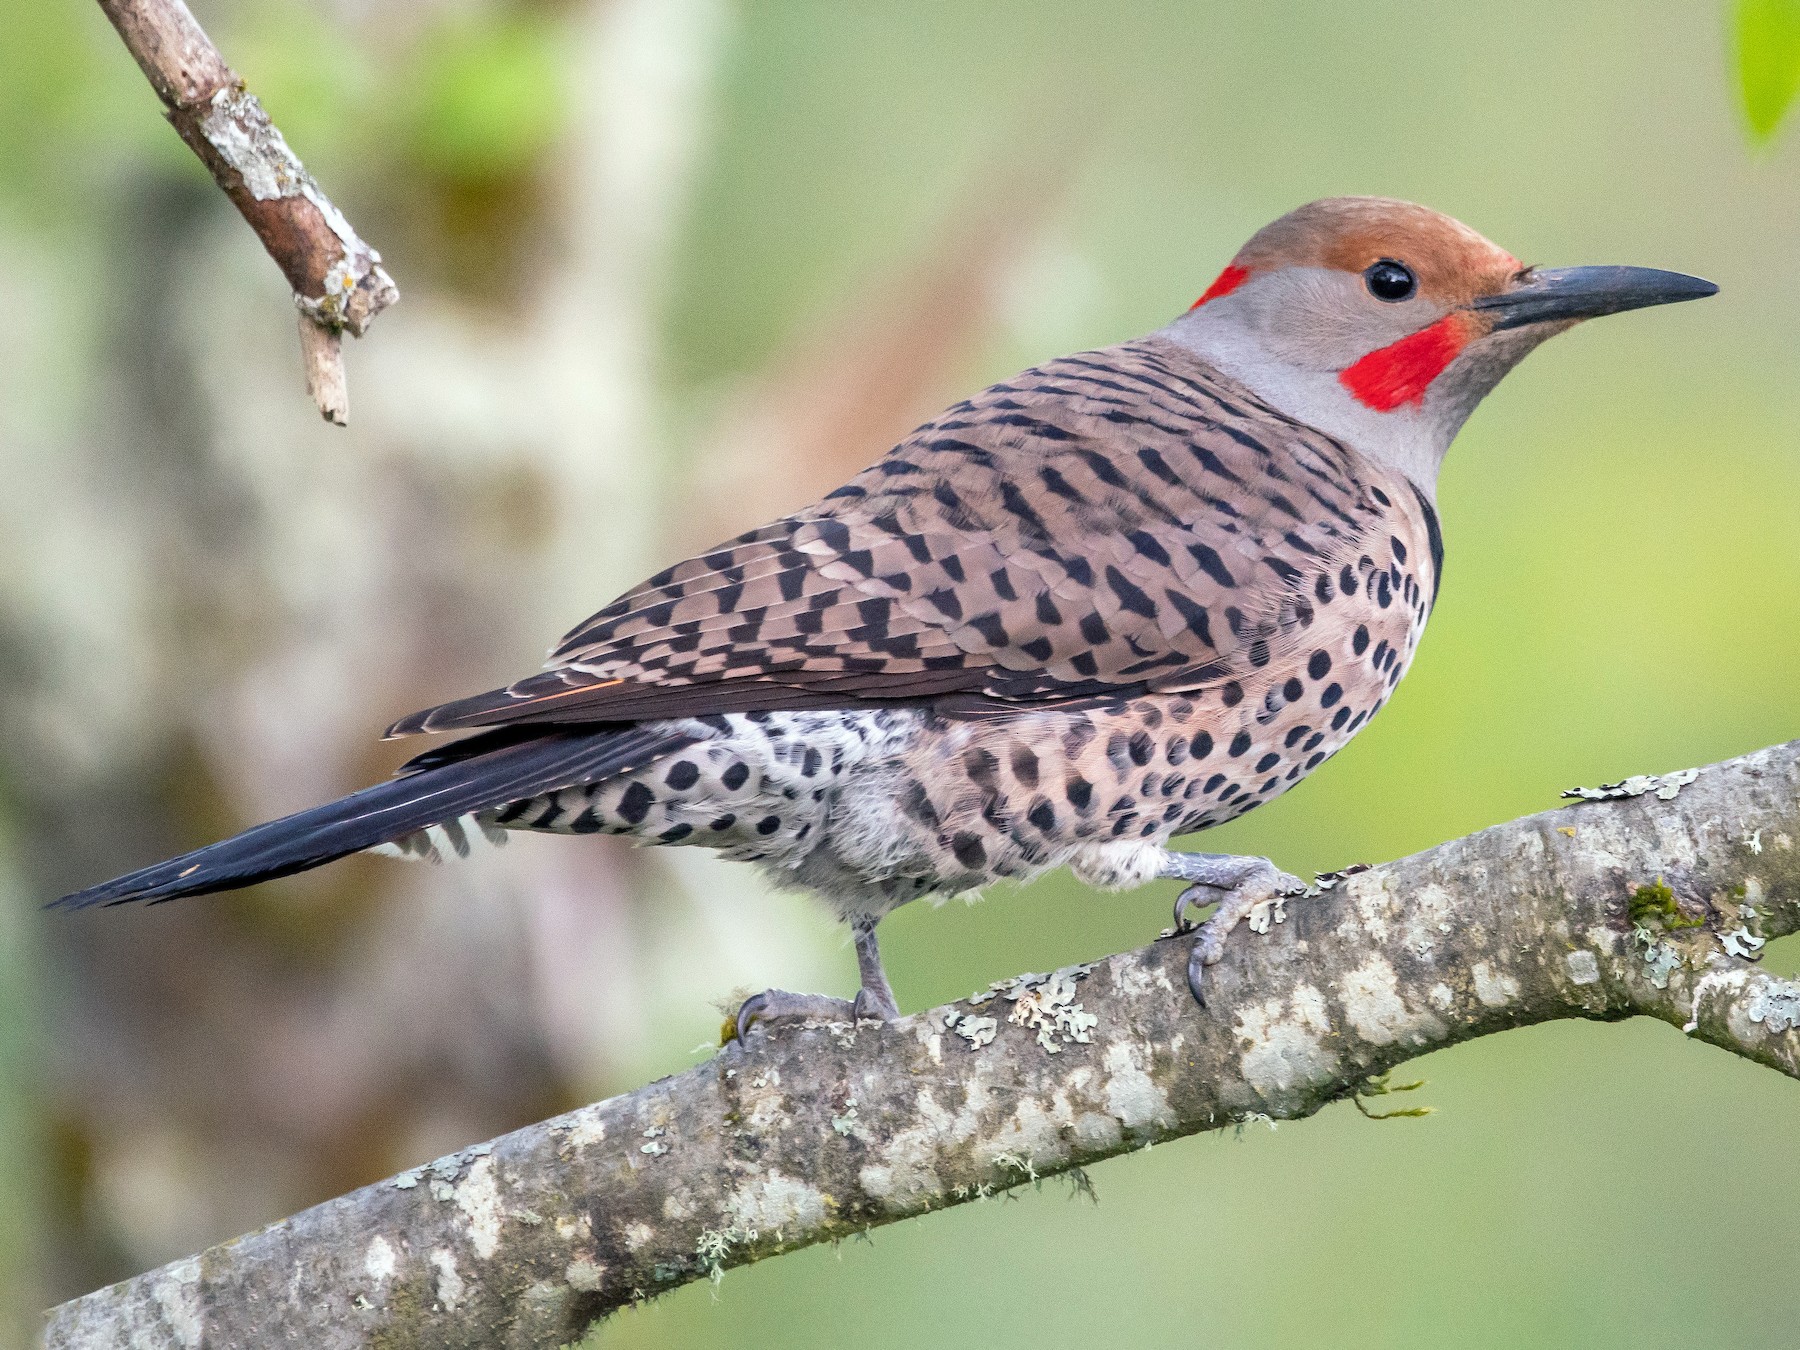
1164,196,1716,494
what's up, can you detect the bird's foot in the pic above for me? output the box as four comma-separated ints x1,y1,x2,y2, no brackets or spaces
1165,853,1307,1007
730,985,899,1045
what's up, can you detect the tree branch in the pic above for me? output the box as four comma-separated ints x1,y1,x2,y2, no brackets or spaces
97,0,398,425
43,739,1800,1347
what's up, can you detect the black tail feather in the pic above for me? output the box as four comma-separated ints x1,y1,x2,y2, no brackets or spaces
50,725,691,910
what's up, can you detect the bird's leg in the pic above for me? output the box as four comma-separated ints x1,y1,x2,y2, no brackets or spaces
1160,851,1307,1007
850,918,900,1021
733,918,899,1042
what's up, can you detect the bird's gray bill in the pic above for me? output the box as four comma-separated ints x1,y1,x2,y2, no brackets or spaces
1473,265,1718,330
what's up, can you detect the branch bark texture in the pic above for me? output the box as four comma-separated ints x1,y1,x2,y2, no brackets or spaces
97,0,398,423
43,740,1800,1347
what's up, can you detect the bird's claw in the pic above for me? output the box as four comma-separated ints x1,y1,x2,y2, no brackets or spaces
1178,859,1306,1007
729,984,900,1045
730,989,860,1045
851,984,900,1022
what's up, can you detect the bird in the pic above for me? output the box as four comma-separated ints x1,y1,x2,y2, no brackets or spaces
53,197,1715,1031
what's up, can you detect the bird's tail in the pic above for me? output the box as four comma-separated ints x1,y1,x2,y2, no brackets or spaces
49,724,689,910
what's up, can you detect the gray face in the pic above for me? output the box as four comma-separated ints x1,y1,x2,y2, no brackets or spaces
1206,266,1451,371
1162,268,1561,498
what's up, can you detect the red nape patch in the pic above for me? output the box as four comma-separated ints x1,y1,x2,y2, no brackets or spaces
1189,264,1250,310
1339,315,1472,412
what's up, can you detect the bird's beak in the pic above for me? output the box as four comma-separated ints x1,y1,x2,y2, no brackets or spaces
1471,265,1718,330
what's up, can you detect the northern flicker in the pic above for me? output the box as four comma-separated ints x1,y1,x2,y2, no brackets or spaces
55,198,1715,1026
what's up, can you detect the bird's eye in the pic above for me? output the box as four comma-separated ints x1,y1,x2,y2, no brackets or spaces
1364,259,1417,303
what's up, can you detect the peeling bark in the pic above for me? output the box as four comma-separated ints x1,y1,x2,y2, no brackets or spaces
96,0,398,424
42,739,1800,1347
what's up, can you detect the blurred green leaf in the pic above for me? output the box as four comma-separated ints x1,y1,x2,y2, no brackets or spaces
403,12,566,179
1736,0,1800,139
0,4,170,216
228,1,377,172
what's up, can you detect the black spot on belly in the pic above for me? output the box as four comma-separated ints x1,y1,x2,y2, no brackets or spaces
1308,650,1332,679
664,760,700,791
1256,752,1280,773
1011,745,1041,789
756,815,782,835
1283,677,1303,702
1190,730,1214,759
658,823,694,843
963,746,1000,788
1352,625,1370,656
1321,683,1342,708
1066,776,1094,811
1063,720,1097,757
1128,731,1154,766
1229,731,1252,757
617,782,655,825
802,747,822,776
1220,682,1244,708
710,814,736,831
1027,799,1057,832
721,761,751,791
951,833,988,868
901,782,942,829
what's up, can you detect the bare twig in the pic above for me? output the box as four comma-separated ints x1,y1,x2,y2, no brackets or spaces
42,739,1800,1347
297,312,348,425
96,0,398,424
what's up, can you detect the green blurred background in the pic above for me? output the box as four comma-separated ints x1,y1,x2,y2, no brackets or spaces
2,0,1798,1345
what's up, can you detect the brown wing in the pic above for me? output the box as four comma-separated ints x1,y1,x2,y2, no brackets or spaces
386,338,1418,738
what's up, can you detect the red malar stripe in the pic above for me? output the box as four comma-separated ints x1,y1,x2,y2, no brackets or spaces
1339,315,1472,412
1190,263,1251,310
